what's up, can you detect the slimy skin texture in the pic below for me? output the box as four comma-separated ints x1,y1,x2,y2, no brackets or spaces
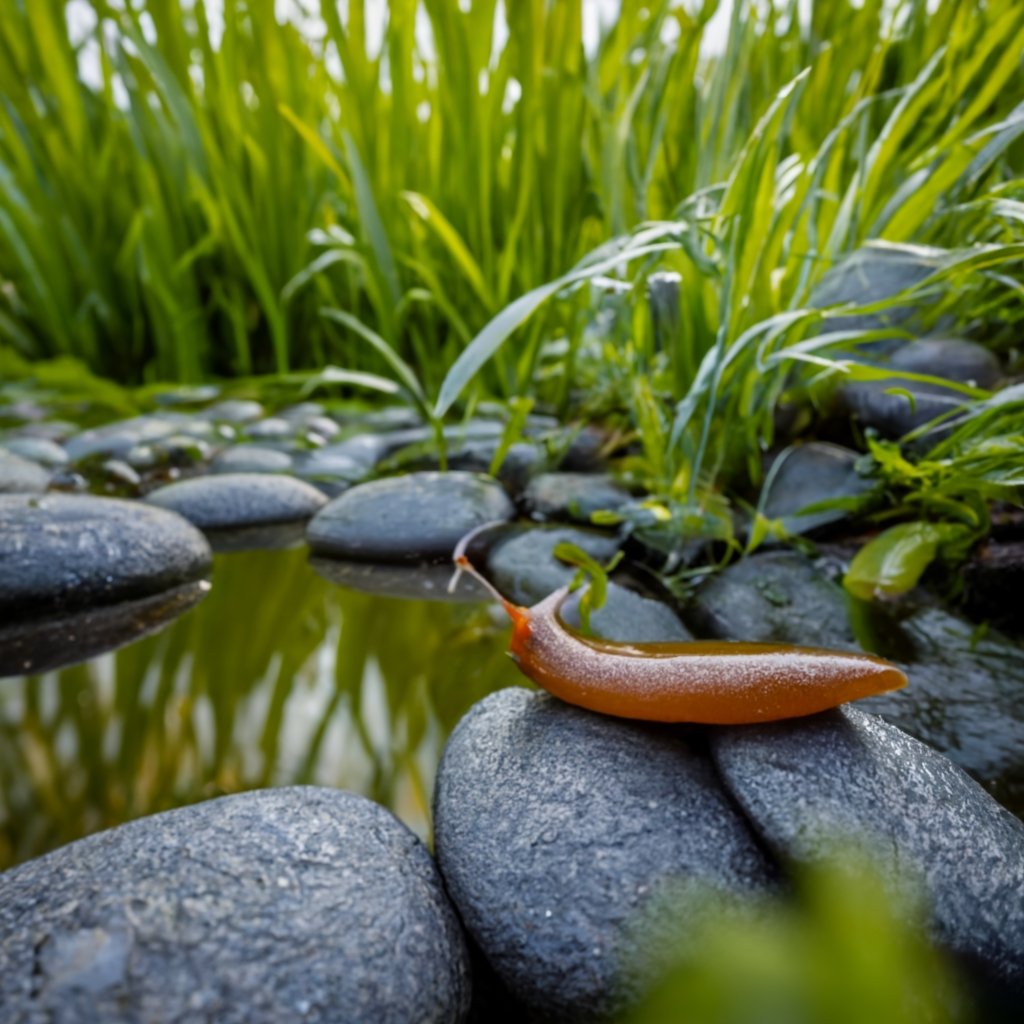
453,539,907,724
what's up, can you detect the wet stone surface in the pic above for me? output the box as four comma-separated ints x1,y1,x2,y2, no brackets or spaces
710,707,1024,992
434,688,778,1022
689,551,1024,810
760,443,875,536
809,244,946,336
834,337,1001,438
0,494,212,675
145,473,327,532
0,436,68,468
521,472,631,523
210,444,294,475
64,415,185,462
485,526,622,607
0,449,50,493
0,494,211,623
308,471,515,563
0,787,472,1024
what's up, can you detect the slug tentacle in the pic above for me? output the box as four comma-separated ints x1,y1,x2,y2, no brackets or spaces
452,528,908,724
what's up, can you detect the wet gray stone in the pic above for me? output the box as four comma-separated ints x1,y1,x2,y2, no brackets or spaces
65,416,184,462
483,525,690,643
146,473,327,533
308,471,515,563
689,551,1024,809
522,473,631,523
245,417,295,441
0,437,67,468
210,444,293,475
153,384,220,407
383,438,547,496
557,425,610,473
862,607,1024,812
887,337,1001,389
689,551,856,651
291,449,369,495
434,688,778,1022
0,787,472,1023
558,585,692,644
0,494,212,624
710,707,1024,990
963,540,1024,636
11,420,78,443
304,415,342,441
206,399,264,423
278,401,327,421
760,443,876,535
97,459,142,495
810,244,945,335
486,526,622,606
0,450,50,493
834,338,1001,438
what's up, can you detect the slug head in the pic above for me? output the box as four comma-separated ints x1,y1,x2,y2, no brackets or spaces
452,554,533,654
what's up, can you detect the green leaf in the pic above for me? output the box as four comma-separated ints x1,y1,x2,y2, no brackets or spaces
843,521,970,601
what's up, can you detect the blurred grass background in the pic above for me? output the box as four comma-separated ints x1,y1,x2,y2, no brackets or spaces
2,0,1020,390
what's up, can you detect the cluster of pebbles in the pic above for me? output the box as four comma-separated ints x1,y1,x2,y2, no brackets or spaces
1,248,1023,1019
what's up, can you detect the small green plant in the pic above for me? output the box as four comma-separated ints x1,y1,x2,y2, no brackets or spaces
629,853,969,1024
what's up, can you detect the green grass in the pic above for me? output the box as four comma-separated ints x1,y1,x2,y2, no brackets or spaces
2,0,1022,584
4,1,1018,394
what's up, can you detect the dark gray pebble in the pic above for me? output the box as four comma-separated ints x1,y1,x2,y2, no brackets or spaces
0,450,50,493
810,244,945,336
0,787,472,1023
521,472,631,523
0,494,211,625
146,473,327,534
689,551,1024,810
483,525,689,643
0,437,68,468
65,416,184,462
308,471,514,563
760,442,876,535
210,444,293,475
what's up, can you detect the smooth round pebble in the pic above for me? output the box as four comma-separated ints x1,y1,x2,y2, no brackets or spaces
0,449,50,493
521,472,631,523
210,444,293,475
146,473,327,531
307,471,515,563
0,787,472,1023
0,494,211,622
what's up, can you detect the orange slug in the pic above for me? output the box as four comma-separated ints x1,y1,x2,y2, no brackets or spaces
451,529,907,725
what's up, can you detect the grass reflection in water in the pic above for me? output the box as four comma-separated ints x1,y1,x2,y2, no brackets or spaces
0,547,521,869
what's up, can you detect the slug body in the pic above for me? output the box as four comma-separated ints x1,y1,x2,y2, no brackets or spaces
453,537,907,724
506,586,907,724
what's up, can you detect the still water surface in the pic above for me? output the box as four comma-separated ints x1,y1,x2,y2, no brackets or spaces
0,547,521,869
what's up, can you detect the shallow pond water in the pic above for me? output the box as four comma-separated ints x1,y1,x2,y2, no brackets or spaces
0,547,522,869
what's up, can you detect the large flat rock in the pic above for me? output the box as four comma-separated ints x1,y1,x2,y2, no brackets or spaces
0,787,472,1023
